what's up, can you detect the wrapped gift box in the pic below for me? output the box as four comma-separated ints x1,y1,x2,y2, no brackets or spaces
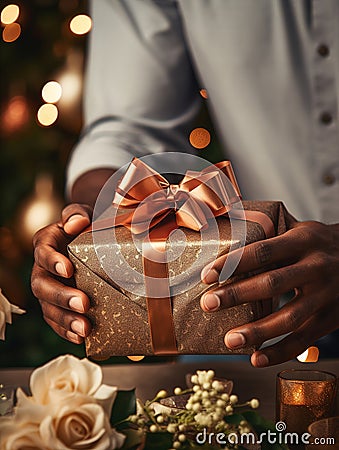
68,193,288,360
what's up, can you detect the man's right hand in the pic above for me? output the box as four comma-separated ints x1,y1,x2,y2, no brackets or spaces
31,203,93,344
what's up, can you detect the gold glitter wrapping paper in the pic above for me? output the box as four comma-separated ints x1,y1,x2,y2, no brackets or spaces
68,201,289,360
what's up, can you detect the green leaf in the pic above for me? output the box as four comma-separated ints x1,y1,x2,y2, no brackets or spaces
144,431,174,449
111,389,136,426
225,413,245,425
120,428,144,450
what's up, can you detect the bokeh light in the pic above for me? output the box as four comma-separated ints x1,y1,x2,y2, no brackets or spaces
37,104,58,126
2,22,21,42
189,127,211,149
297,346,319,363
69,14,92,35
127,356,145,362
200,89,208,99
42,81,62,103
1,96,29,134
1,4,19,25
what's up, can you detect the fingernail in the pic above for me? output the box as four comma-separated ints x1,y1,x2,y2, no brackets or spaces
71,320,85,337
201,266,219,284
202,293,220,311
225,332,246,349
67,214,86,223
66,330,82,343
55,262,67,277
69,297,85,313
256,354,269,367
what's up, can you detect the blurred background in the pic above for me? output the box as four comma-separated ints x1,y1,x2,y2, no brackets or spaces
0,0,220,367
0,0,93,367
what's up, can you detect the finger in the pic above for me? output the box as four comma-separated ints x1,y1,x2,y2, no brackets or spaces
41,301,91,339
250,301,339,367
201,225,315,284
223,291,323,350
44,316,84,344
31,265,90,313
62,203,92,235
200,260,315,312
33,224,74,277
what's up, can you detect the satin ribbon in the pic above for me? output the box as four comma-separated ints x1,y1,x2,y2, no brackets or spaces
90,158,274,355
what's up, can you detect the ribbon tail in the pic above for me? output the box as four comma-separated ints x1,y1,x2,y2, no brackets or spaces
142,238,178,355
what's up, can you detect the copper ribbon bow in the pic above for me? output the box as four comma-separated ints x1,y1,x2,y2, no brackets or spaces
91,158,274,355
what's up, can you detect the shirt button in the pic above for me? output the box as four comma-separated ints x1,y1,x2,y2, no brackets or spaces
317,44,330,57
320,112,333,125
322,173,336,185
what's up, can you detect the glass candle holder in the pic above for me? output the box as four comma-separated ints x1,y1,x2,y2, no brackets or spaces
276,370,337,436
307,417,339,449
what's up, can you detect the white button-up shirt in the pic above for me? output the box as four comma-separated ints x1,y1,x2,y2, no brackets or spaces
67,0,339,223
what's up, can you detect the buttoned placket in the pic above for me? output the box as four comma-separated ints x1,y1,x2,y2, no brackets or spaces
311,0,338,222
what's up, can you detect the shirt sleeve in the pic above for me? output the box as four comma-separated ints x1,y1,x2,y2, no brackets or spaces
66,0,201,197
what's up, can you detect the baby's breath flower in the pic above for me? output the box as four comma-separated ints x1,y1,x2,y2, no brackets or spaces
230,394,238,404
202,390,209,399
178,434,186,442
174,387,182,395
178,424,186,431
193,385,200,393
173,441,181,449
250,398,260,409
156,390,168,399
203,399,211,408
150,424,158,433
225,405,233,414
191,374,199,385
207,370,215,380
192,403,201,412
217,399,226,408
167,424,177,433
156,415,164,424
212,380,224,391
221,393,229,401
202,382,211,390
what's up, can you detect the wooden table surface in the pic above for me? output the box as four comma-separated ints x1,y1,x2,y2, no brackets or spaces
1,358,338,420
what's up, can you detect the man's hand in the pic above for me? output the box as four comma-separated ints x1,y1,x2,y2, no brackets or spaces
31,204,93,344
200,220,339,367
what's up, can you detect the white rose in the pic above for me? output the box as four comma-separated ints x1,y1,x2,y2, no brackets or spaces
0,288,25,341
0,391,49,450
29,354,117,413
0,420,49,450
40,396,125,450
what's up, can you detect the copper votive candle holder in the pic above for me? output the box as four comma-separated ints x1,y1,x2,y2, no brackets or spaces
276,370,337,449
307,416,339,449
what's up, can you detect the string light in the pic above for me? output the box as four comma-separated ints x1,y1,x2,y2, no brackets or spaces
42,81,62,103
189,127,211,149
297,346,319,363
1,4,19,25
2,22,21,42
69,14,92,35
37,104,58,126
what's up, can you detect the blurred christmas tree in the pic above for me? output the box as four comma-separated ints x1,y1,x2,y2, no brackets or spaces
0,0,223,367
0,0,90,367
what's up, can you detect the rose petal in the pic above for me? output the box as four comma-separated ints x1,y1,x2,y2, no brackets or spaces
94,384,118,416
30,355,103,404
